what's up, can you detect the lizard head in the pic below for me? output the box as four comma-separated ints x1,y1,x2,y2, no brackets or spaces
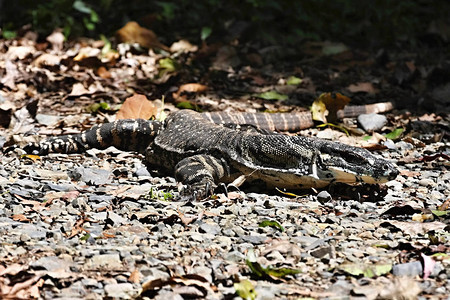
314,140,399,184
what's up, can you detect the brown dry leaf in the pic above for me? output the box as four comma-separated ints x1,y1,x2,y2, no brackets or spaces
141,274,212,297
311,92,351,123
6,46,34,60
262,240,302,257
11,214,31,222
439,198,450,211
102,232,116,239
128,269,141,283
68,214,90,238
1,60,19,90
69,83,90,96
381,220,447,236
0,264,26,276
32,53,61,68
173,83,208,101
418,113,440,122
347,82,378,94
170,40,198,53
20,199,47,211
211,45,240,71
178,83,208,94
177,209,197,226
96,66,111,79
116,94,158,120
116,21,170,51
73,47,101,62
399,170,421,177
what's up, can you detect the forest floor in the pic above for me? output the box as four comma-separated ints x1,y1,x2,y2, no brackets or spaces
0,29,449,299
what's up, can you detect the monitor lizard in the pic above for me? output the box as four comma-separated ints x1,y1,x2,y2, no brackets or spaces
5,110,399,199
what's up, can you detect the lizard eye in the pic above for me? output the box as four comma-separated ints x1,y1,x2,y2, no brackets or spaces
342,152,362,164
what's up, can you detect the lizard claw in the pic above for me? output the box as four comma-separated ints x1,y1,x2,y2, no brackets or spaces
178,181,216,201
215,183,241,198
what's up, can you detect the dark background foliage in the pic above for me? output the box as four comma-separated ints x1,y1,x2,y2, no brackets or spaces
1,0,449,49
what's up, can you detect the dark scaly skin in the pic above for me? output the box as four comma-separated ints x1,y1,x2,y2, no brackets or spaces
4,110,399,199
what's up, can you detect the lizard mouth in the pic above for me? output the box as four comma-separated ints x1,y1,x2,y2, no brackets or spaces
327,166,398,184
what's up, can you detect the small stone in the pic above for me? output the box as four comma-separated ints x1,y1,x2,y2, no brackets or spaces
392,261,422,277
240,234,268,245
87,254,122,269
20,233,30,242
357,113,387,132
225,251,245,263
107,211,128,226
82,278,100,288
418,178,435,187
104,283,134,299
135,167,151,177
317,191,332,203
31,256,72,272
199,222,221,236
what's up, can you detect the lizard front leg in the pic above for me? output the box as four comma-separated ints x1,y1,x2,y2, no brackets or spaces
175,154,229,200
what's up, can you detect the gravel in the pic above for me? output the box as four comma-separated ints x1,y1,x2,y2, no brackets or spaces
0,138,449,299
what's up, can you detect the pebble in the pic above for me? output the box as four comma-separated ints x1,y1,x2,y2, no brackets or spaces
357,113,387,132
1,120,449,299
104,283,134,299
87,254,122,269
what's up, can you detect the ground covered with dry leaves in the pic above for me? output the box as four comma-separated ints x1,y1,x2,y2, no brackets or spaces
0,28,449,299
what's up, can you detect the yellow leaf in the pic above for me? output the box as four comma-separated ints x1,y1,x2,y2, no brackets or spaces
21,154,41,162
234,280,256,300
311,92,351,123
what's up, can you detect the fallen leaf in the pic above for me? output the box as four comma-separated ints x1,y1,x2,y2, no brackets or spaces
259,220,285,232
96,66,111,79
21,154,41,162
32,53,61,68
116,21,170,51
141,274,213,297
347,82,378,94
0,263,26,276
116,94,159,120
173,83,208,101
1,60,19,89
128,269,140,283
69,83,91,96
339,262,392,277
11,214,31,222
438,198,450,211
170,39,198,53
6,46,34,60
384,128,404,140
311,92,351,123
234,279,256,300
286,76,303,85
380,220,447,236
255,91,288,101
246,249,301,279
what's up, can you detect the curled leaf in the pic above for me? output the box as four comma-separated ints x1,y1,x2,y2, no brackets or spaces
384,128,404,140
311,92,351,123
255,91,288,101
234,279,256,300
259,220,285,232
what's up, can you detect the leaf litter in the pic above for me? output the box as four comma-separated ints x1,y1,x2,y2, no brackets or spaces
0,23,449,299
